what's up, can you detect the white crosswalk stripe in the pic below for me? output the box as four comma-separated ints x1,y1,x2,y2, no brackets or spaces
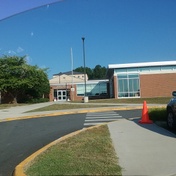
84,111,122,127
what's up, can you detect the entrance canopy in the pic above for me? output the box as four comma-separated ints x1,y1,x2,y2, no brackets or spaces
0,0,63,21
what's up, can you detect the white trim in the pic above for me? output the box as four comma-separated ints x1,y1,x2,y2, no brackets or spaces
114,71,139,76
139,70,176,75
108,61,176,69
113,70,176,76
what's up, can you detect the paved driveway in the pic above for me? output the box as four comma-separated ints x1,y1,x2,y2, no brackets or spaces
0,114,85,176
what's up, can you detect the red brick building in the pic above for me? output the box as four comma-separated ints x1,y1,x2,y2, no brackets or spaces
107,61,176,99
49,61,176,101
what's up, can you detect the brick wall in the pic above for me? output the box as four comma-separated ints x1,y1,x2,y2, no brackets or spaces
140,73,176,98
50,85,83,101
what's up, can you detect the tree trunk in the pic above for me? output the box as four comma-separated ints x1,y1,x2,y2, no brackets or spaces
13,97,18,104
9,92,18,104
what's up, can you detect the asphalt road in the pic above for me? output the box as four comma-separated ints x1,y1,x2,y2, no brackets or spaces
0,109,141,176
0,113,86,176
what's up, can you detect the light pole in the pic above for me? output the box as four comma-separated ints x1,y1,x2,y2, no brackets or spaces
82,37,87,102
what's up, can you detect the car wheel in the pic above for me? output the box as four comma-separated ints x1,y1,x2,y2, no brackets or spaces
167,111,176,130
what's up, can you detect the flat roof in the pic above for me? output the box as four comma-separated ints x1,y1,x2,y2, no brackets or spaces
108,61,176,69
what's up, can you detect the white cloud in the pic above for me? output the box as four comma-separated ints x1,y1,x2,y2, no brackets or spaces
17,46,24,53
8,50,16,54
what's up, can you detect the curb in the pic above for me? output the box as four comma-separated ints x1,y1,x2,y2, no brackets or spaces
0,106,144,123
2,105,165,123
12,124,104,176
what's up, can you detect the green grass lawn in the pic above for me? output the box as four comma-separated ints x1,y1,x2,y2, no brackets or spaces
25,125,121,176
26,103,119,112
0,97,171,110
25,97,170,112
89,97,171,104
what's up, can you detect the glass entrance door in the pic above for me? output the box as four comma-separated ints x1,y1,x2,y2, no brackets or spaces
57,90,67,101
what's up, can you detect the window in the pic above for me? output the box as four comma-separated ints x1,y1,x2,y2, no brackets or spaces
76,82,107,96
117,74,140,98
161,66,176,70
77,84,84,96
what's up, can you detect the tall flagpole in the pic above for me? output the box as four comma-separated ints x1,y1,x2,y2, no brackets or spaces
71,47,74,101
71,47,73,86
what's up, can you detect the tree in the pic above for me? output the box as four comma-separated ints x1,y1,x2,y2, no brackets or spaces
0,55,50,103
93,65,107,79
74,65,107,80
74,66,93,79
25,66,50,99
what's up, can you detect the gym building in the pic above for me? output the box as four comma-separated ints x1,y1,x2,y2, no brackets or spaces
49,61,176,101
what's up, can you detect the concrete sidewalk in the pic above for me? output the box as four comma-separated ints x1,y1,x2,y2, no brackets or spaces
108,118,176,176
0,101,121,121
0,102,55,120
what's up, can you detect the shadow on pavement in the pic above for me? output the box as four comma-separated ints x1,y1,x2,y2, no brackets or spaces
129,118,176,138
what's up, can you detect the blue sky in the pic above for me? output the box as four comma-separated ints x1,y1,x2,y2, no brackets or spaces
0,0,176,79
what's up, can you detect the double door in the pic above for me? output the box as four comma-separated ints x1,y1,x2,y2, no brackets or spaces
57,90,67,101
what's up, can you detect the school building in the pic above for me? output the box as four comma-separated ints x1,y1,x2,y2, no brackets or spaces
49,61,176,101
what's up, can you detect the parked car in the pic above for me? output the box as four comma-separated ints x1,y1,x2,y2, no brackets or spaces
166,91,176,129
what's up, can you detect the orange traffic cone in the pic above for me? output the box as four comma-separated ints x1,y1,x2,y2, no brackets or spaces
139,101,153,124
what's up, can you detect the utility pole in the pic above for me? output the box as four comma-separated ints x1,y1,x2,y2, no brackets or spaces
82,37,88,102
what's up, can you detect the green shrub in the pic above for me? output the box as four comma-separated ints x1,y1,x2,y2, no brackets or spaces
149,108,167,121
26,98,49,104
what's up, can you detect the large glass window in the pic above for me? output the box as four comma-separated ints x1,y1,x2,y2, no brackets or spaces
77,82,107,96
77,84,85,96
118,74,140,98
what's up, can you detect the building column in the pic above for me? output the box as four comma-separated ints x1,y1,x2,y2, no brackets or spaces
49,87,54,101
113,76,118,99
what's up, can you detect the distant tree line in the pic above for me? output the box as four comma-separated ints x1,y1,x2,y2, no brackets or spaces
0,55,50,104
74,65,107,79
